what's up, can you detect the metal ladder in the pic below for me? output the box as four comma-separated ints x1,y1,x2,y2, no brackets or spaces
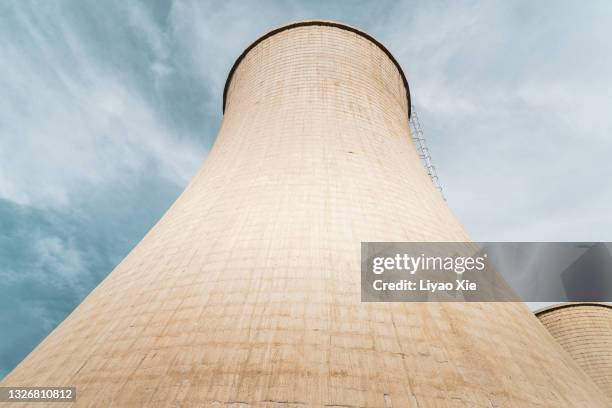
410,106,446,200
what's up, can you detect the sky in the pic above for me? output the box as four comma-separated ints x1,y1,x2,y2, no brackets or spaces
1,0,611,378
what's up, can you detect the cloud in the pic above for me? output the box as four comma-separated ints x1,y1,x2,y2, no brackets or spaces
0,0,208,377
0,175,182,378
0,200,101,377
372,0,612,240
0,1,204,208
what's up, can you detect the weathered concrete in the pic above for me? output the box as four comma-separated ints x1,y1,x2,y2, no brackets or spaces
2,21,608,407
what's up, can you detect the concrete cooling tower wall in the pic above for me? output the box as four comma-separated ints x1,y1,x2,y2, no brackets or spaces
1,21,609,407
536,303,612,403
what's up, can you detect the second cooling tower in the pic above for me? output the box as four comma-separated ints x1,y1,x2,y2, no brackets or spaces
537,303,612,403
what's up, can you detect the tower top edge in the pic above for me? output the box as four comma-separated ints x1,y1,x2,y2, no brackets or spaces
222,20,412,118
534,302,612,316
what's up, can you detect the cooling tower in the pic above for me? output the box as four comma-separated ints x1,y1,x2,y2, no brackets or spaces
536,303,612,403
2,21,609,407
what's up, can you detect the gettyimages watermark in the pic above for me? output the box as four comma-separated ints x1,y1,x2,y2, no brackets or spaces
361,242,612,302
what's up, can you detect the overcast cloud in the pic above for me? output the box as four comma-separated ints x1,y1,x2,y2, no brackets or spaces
1,0,611,377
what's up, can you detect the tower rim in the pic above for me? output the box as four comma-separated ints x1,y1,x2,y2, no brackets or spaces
222,20,412,118
534,302,612,316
